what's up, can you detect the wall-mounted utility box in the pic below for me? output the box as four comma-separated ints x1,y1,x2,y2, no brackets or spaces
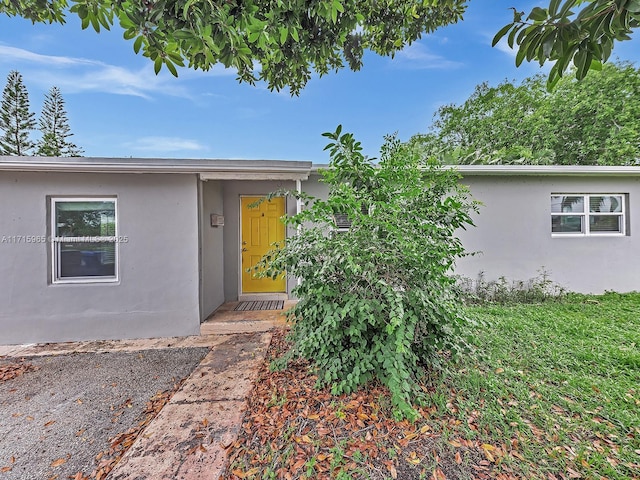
210,214,224,227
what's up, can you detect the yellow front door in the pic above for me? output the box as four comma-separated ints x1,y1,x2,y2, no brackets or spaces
241,196,286,293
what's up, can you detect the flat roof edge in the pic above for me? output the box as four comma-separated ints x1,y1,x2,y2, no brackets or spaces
453,165,640,176
310,164,640,176
4,157,639,176
0,157,313,174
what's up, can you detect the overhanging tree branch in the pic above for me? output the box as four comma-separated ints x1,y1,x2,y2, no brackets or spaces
2,0,638,93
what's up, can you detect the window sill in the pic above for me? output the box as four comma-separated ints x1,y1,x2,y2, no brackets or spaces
51,277,119,285
551,233,625,238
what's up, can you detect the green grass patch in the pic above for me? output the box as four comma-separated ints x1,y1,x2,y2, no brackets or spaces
225,293,640,479
428,292,640,478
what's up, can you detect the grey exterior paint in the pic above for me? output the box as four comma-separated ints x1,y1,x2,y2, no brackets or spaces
200,179,300,317
455,173,640,294
0,157,311,345
2,157,639,345
0,171,201,344
200,180,225,320
306,168,640,294
220,180,298,301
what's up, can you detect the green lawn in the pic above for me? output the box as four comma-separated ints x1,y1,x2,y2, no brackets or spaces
429,292,640,478
225,293,640,480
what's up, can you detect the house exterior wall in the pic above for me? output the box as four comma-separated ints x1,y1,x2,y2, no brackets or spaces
456,175,640,294
0,171,201,344
221,180,297,301
303,172,640,294
3,165,638,346
200,180,225,319
302,172,329,200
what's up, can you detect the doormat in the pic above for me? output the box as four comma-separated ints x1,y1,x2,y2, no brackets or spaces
234,300,285,311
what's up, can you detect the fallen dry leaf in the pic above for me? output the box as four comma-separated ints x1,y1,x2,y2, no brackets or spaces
50,457,67,468
432,467,447,480
231,467,259,478
291,458,305,471
405,451,421,465
567,467,582,478
0,361,37,383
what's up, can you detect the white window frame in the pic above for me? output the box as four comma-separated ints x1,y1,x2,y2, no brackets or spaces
50,197,119,284
551,193,626,237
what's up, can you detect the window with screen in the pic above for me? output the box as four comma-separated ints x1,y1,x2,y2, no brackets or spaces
551,194,626,236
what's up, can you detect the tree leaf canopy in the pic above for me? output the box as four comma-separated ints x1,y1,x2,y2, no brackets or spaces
3,1,636,94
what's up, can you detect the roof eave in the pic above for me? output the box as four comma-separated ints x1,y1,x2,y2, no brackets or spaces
310,164,640,176
454,165,640,176
0,157,312,179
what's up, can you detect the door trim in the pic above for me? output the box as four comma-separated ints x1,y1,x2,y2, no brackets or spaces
238,195,288,298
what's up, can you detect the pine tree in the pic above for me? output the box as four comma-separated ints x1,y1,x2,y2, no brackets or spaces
36,86,82,157
0,70,36,155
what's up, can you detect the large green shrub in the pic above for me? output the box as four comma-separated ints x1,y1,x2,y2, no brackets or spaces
258,127,479,419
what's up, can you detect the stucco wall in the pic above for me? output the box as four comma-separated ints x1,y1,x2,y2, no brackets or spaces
200,180,225,319
222,180,297,301
302,172,329,200
303,172,640,294
456,175,640,294
0,172,200,344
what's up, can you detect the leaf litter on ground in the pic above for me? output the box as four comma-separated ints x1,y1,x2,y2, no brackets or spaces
0,358,37,383
224,293,640,480
223,329,499,480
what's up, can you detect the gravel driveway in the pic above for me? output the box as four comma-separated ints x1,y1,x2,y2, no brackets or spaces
0,348,209,480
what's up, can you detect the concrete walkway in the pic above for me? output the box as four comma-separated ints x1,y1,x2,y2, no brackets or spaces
200,300,293,335
0,302,291,479
108,332,270,480
0,333,225,358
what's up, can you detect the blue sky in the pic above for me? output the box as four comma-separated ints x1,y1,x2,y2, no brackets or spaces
0,2,638,162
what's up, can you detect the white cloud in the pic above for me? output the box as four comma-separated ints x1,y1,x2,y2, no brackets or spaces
0,44,235,99
393,42,463,69
491,35,554,72
494,37,517,58
0,45,90,66
125,136,207,152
